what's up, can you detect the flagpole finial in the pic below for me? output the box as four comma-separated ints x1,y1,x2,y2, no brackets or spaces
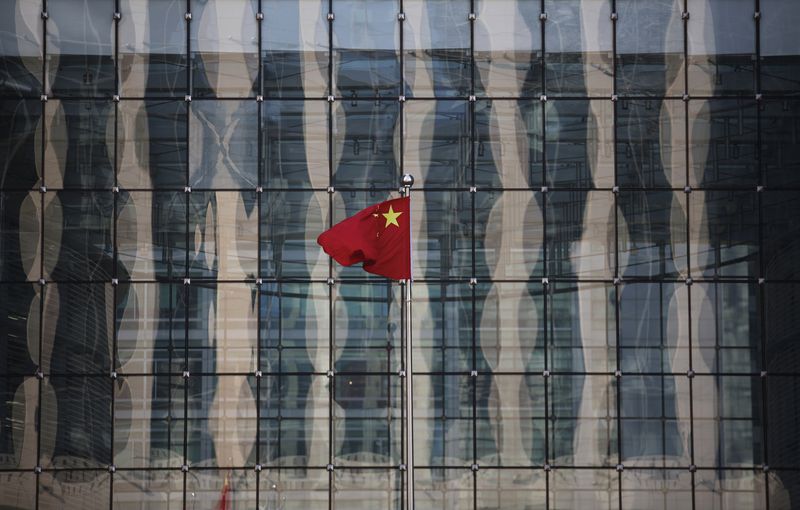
402,174,415,188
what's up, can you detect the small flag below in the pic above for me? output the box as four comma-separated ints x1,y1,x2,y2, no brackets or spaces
317,196,411,280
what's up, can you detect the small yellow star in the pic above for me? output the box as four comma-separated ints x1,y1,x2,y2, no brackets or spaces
382,205,403,228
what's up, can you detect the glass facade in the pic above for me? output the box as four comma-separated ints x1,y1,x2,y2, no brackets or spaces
0,0,799,509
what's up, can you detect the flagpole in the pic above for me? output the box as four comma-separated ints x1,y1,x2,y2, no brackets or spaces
402,173,415,510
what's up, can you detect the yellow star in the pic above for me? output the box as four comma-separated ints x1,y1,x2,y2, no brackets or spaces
382,205,403,228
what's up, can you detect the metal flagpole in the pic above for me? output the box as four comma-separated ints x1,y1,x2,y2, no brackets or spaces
402,173,415,510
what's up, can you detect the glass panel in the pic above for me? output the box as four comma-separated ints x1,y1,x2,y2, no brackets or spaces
117,282,185,374
0,100,42,189
0,191,40,282
687,0,755,96
333,469,400,509
766,377,800,468
260,468,329,510
416,468,473,509
263,0,329,98
333,282,401,374
263,100,328,188
40,376,112,468
475,99,542,189
693,375,762,468
549,375,616,467
0,471,37,509
117,100,187,190
188,191,258,279
765,283,800,374
44,100,114,190
760,0,800,95
113,374,185,468
415,191,473,279
39,471,110,510
619,371,690,467
187,283,258,374
412,282,472,375
546,99,614,188
413,375,473,466
41,283,113,374
332,0,400,97
689,191,758,278
332,100,400,189
476,468,547,509
113,470,184,509
692,283,760,374
544,0,613,96
189,101,258,188
186,375,257,467
260,282,329,373
616,99,686,188
475,374,545,466
404,100,470,188
688,99,758,188
548,282,616,374
695,470,767,510
762,191,800,281
43,190,114,281
0,283,39,375
476,282,544,373
617,191,688,279
0,376,38,469
190,0,259,98
117,191,187,280
260,375,329,465
186,469,258,508
46,0,115,97
618,282,689,374
616,0,684,97
403,0,471,98
0,0,43,96
119,0,188,96
261,190,328,279
620,469,692,510
333,376,401,466
548,190,614,279
474,190,543,279
762,99,800,189
550,469,618,510
474,0,541,97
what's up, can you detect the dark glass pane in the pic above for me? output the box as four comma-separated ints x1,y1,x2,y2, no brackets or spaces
119,0,188,96
761,99,800,188
262,0,329,98
333,0,400,97
413,282,472,374
417,190,473,279
0,283,38,376
765,283,800,374
689,99,757,188
616,0,684,97
43,191,114,281
403,0,471,98
760,0,800,95
0,100,41,189
118,100,187,190
0,376,38,469
0,0,43,96
547,191,614,279
404,100,470,188
261,191,328,279
687,0,755,96
263,100,328,188
42,283,113,374
762,191,800,280
332,100,399,189
46,0,115,97
544,0,613,96
0,191,39,281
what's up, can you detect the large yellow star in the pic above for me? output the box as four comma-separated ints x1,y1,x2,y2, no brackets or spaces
382,205,403,228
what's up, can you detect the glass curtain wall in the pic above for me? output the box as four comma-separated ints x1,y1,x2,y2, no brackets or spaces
0,0,799,509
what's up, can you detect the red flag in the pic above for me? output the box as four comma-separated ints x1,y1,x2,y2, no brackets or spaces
217,472,230,510
317,196,411,280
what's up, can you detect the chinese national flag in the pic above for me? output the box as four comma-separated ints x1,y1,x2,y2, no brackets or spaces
317,196,411,280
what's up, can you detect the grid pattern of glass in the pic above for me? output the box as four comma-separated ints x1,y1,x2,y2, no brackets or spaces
1,0,800,509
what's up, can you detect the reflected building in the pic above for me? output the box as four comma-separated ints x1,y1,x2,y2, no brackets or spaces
1,0,800,509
